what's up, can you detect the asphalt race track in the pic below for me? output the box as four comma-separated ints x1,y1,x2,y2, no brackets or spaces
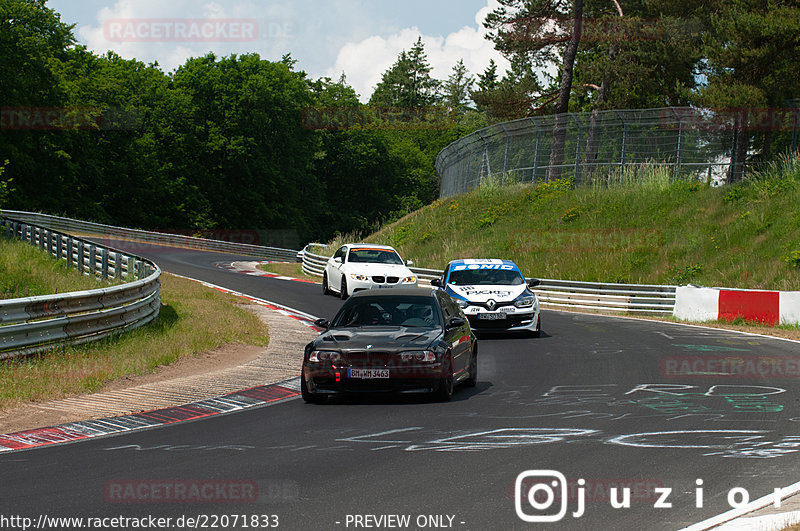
2,240,800,530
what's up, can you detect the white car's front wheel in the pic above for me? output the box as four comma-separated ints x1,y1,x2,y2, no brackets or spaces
322,273,331,295
340,276,349,299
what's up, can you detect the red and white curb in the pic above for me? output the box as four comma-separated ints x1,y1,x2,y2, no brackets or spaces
172,272,323,328
218,261,317,285
0,377,301,453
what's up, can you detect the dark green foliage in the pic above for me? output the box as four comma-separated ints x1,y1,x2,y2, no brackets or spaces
0,3,466,243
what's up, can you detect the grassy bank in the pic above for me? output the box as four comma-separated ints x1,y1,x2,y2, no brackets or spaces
0,237,121,298
0,239,269,410
346,155,800,291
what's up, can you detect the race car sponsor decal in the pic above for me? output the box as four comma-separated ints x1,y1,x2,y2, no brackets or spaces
449,285,524,299
452,263,516,271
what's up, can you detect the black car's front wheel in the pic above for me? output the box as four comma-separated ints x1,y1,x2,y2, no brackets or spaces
465,345,478,388
301,373,323,404
435,355,454,401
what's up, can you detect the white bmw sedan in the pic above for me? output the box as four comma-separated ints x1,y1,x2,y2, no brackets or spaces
322,244,417,299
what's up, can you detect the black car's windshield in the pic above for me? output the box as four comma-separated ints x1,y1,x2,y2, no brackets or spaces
347,248,403,265
447,268,525,286
332,296,441,328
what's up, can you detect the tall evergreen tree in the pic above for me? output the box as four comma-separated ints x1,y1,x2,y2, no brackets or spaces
369,37,440,107
441,60,474,115
697,0,800,181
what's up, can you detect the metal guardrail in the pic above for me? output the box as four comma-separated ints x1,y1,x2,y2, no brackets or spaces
0,217,161,359
1,210,298,261
301,250,676,313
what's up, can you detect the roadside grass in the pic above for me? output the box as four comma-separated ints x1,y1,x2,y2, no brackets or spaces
0,237,121,298
0,271,269,411
352,153,800,291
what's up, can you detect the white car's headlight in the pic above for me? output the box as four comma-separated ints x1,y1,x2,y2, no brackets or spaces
401,276,417,283
456,299,469,309
350,274,368,281
514,296,535,308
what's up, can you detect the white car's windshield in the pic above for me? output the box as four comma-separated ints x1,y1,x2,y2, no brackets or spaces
448,268,524,286
347,248,404,265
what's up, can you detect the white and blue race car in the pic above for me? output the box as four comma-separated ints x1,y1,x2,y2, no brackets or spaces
431,259,541,336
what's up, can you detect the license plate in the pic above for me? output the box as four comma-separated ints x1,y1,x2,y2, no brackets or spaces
478,312,506,320
377,285,392,288
348,368,389,379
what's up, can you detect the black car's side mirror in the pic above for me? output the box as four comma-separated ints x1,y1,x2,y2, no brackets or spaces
431,278,443,287
314,318,330,329
527,278,541,288
446,316,465,329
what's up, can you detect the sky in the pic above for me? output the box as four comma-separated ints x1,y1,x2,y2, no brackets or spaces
47,0,511,102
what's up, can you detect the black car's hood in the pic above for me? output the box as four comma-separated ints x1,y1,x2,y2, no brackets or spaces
314,327,441,351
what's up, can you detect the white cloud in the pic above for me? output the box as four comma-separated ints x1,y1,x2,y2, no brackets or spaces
73,0,509,100
327,0,509,101
77,0,296,71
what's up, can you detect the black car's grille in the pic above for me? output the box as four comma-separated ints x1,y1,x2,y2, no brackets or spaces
343,351,393,368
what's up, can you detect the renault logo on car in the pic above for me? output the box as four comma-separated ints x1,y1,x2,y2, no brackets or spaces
486,299,497,311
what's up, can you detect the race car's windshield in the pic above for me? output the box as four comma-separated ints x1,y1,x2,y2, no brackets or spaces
331,296,441,328
447,268,525,286
347,248,404,265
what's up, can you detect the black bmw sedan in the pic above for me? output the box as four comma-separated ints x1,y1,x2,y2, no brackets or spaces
301,287,477,402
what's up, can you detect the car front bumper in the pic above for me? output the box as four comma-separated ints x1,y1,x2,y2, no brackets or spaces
347,278,418,294
463,307,540,333
303,362,444,394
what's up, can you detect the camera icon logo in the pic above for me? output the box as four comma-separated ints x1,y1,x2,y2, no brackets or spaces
514,470,568,522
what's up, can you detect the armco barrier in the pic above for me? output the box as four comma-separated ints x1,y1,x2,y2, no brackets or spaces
674,286,800,325
1,210,297,261
0,216,161,359
302,250,677,314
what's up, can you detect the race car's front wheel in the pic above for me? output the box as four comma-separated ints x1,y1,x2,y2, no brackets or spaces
435,355,454,401
301,373,323,404
322,273,331,295
465,345,478,388
340,276,349,299
530,315,541,338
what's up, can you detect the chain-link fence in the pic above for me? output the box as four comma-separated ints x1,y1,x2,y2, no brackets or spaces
436,106,800,197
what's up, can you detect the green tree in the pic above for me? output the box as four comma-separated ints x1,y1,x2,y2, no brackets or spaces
0,160,11,209
370,37,441,107
441,60,474,115
697,0,800,181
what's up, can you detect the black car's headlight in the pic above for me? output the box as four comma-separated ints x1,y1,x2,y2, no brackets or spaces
399,350,436,363
514,296,536,308
309,350,343,362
